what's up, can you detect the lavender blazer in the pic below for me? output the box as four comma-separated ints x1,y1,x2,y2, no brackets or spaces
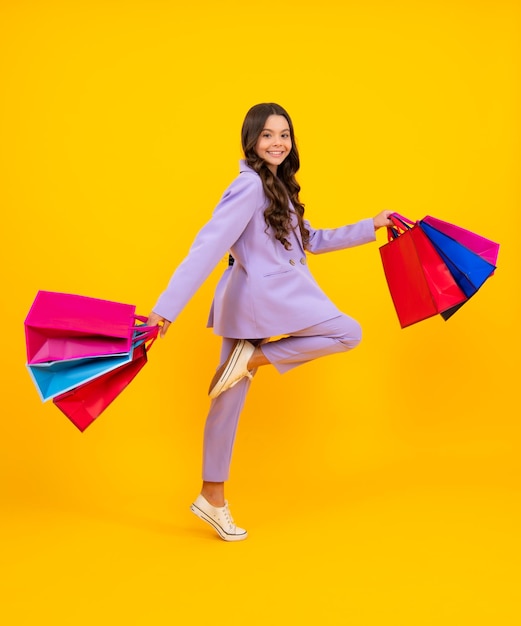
153,161,376,338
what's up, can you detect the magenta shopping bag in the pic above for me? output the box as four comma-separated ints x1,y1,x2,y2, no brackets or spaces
25,291,144,364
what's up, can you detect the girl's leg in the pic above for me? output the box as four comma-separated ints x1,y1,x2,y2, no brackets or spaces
200,316,360,501
256,314,362,374
208,315,361,400
192,338,255,541
194,318,360,540
201,338,254,506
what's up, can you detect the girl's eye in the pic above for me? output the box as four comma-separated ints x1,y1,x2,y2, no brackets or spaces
263,133,271,138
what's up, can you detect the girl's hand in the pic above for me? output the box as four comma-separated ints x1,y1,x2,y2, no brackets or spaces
147,312,171,338
373,210,394,230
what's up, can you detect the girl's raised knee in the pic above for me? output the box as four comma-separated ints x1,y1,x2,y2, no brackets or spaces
339,319,362,350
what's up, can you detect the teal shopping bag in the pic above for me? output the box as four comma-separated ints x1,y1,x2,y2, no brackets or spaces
28,342,138,402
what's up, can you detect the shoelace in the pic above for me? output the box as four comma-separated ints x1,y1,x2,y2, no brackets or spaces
223,504,236,529
229,369,253,389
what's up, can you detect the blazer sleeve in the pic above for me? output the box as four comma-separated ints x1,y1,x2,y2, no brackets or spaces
153,173,264,323
304,218,376,254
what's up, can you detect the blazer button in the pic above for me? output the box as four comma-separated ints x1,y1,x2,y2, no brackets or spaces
300,257,306,265
289,259,296,266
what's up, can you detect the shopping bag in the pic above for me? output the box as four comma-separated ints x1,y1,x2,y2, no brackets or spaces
379,218,467,328
25,291,144,364
390,214,498,321
418,220,496,298
52,342,150,432
28,350,136,402
26,324,157,401
421,215,499,269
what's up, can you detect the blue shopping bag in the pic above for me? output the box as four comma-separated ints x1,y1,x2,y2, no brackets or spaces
418,220,496,298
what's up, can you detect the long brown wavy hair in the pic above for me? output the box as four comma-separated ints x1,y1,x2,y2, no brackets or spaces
241,103,309,250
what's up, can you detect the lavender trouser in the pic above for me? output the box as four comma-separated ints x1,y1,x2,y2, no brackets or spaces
202,314,362,482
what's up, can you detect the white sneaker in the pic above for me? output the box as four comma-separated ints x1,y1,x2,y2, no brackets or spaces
208,339,255,399
190,494,248,542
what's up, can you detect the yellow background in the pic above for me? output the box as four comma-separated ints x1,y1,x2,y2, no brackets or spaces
1,0,520,624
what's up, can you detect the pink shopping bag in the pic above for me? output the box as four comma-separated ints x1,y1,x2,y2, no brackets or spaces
25,291,143,364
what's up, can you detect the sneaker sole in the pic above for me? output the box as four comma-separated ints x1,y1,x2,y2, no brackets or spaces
208,340,247,399
190,503,248,542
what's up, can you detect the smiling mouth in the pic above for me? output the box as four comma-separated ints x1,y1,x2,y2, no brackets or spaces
267,151,284,157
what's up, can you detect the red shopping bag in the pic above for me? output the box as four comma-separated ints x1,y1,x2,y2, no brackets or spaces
379,219,467,328
52,342,149,432
25,291,143,364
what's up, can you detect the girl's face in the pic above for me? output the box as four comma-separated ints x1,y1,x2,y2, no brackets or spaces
254,114,292,174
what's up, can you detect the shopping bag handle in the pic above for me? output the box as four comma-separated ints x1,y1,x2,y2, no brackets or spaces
391,213,415,226
387,213,416,241
146,331,158,351
133,323,159,352
141,326,159,352
133,315,161,342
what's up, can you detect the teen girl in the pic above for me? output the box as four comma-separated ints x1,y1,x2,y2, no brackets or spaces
148,103,392,541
